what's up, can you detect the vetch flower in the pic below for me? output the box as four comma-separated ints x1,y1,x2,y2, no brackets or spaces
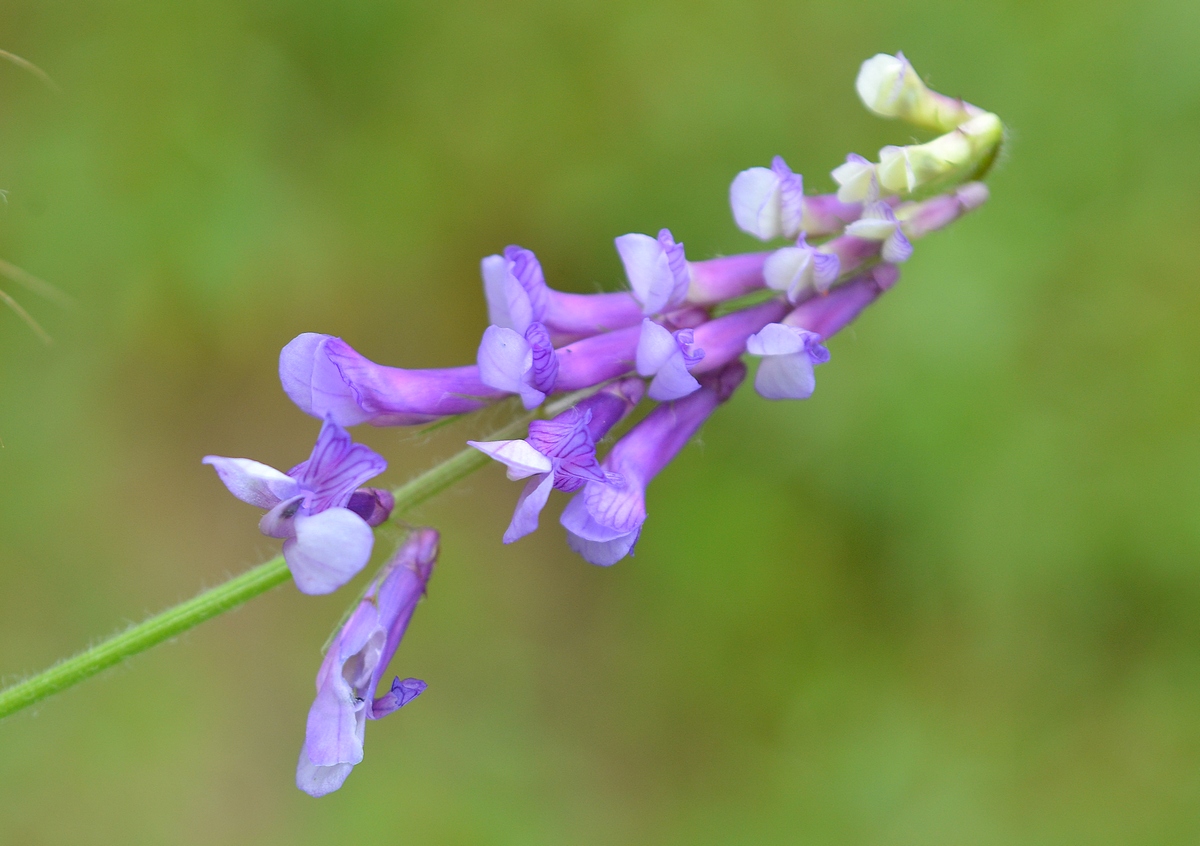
831,153,878,204
482,245,550,334
895,182,989,239
783,264,900,340
296,528,438,797
844,201,913,263
855,52,981,133
203,417,389,594
729,156,805,241
280,333,505,427
615,228,690,315
560,362,747,566
745,323,830,400
468,378,643,543
477,320,559,410
763,234,841,303
636,319,705,401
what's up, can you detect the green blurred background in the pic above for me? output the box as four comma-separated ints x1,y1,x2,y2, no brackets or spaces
0,0,1197,842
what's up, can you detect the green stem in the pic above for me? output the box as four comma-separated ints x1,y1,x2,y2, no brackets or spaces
0,394,586,722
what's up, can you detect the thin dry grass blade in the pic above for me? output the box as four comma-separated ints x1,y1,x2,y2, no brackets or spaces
0,259,73,307
0,287,51,344
0,49,58,92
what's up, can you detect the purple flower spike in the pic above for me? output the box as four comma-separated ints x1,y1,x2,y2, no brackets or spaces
281,333,505,427
204,418,389,594
843,201,913,263
745,324,830,400
729,156,805,241
296,528,438,797
615,228,690,315
468,378,644,543
561,362,747,566
636,318,705,401
763,234,842,303
477,320,558,410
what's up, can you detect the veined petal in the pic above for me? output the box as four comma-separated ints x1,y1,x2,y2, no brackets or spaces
279,333,374,427
524,322,559,394
560,492,642,566
371,677,427,720
284,509,375,595
729,166,782,240
746,322,806,356
616,231,687,315
772,157,806,239
882,228,914,263
202,456,297,509
259,493,304,539
811,250,841,293
502,472,555,544
478,325,544,408
467,439,553,480
294,417,388,513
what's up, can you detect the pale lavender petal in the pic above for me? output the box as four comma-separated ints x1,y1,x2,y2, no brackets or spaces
647,353,701,401
259,493,303,539
746,322,806,356
294,417,388,512
477,325,543,408
296,744,355,798
481,254,513,328
636,318,678,376
754,354,817,400
882,227,913,263
772,156,805,239
201,456,298,509
560,493,642,566
690,299,790,376
505,245,550,323
657,229,690,307
280,333,374,427
467,438,553,480
616,232,684,315
729,166,783,240
502,472,555,543
284,508,375,595
811,250,842,293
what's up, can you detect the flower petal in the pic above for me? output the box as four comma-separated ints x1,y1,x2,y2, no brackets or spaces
729,166,782,240
202,456,297,509
284,508,375,595
636,318,678,376
296,743,356,798
616,232,676,315
560,493,641,566
371,677,427,719
754,353,817,400
647,353,701,401
746,323,806,356
279,333,374,427
502,472,555,544
294,418,388,513
467,439,553,480
259,493,304,539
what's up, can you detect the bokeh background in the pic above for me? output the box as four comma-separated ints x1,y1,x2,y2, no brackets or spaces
0,0,1197,842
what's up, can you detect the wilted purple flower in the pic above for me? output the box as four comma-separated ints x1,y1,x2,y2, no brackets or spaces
296,528,438,797
281,333,505,427
729,155,806,241
615,229,690,315
477,321,559,410
636,318,705,401
468,378,643,543
744,324,830,400
844,201,913,263
763,233,842,303
203,417,389,594
560,362,747,566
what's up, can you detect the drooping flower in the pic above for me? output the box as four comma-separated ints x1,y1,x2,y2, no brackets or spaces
280,333,505,427
615,228,690,315
729,155,806,241
468,378,643,543
744,323,830,400
560,362,747,566
763,233,842,303
636,318,705,401
203,417,390,594
843,201,913,263
296,528,438,797
476,320,559,410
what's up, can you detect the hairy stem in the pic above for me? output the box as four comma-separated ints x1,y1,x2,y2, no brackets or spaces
0,392,588,722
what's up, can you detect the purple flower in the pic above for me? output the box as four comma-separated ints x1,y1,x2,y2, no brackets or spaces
729,155,806,241
783,264,900,340
763,233,842,303
615,228,690,315
685,252,770,305
281,333,505,427
560,362,747,566
896,182,989,239
296,528,438,797
843,201,913,263
690,297,790,377
744,324,830,400
203,417,390,594
468,378,643,543
636,318,705,401
482,245,551,334
477,321,559,410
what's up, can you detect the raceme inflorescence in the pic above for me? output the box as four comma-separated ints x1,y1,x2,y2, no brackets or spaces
0,53,1005,796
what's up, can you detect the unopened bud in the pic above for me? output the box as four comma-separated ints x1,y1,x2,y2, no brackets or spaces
856,52,980,133
347,487,395,527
